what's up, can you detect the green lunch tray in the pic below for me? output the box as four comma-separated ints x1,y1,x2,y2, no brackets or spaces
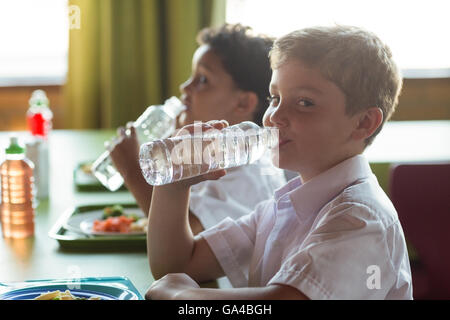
48,203,146,250
0,276,143,300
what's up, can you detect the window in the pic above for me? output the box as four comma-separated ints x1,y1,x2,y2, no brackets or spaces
0,0,69,86
226,0,450,78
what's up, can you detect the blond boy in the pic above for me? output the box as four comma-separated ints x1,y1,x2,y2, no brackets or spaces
145,25,413,300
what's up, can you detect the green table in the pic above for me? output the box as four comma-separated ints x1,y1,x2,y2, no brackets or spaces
365,120,450,194
0,130,153,297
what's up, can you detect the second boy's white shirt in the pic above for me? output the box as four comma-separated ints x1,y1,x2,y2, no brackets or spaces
189,152,286,229
199,155,413,299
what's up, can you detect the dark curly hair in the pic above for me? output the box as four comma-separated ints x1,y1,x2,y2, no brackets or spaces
196,24,274,126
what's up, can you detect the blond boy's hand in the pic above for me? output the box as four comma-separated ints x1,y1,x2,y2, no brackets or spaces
145,273,200,300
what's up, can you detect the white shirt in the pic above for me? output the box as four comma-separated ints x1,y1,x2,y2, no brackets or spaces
189,152,286,229
200,155,413,300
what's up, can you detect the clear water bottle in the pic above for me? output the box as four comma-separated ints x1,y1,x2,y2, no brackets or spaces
139,121,279,186
92,96,186,191
0,136,35,238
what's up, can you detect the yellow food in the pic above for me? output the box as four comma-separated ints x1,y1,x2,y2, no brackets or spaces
81,163,93,174
33,290,101,300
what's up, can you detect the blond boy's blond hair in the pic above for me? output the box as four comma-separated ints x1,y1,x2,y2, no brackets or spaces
270,25,402,145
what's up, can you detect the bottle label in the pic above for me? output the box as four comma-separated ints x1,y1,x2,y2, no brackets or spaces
27,113,51,137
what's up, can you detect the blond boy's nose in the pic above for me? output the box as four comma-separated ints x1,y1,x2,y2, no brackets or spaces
269,107,288,127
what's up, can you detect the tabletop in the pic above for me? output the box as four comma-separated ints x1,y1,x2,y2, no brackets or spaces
365,120,450,192
0,120,449,297
365,120,450,163
0,130,153,297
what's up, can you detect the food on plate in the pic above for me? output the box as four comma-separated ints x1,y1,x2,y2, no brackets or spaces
93,215,136,233
92,205,147,233
102,204,126,219
33,290,101,300
80,163,93,174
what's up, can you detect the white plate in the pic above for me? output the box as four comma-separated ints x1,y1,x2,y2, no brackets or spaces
64,208,145,236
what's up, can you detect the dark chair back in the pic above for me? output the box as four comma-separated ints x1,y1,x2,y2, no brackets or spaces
390,162,450,299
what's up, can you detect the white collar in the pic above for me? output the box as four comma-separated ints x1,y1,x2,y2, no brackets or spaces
274,155,373,220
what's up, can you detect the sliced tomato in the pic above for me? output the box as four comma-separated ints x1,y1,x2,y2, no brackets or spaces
93,215,134,233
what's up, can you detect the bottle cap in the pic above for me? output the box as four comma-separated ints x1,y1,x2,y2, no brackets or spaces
29,89,49,108
6,136,26,154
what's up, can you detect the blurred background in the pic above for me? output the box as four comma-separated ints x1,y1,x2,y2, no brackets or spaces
0,0,449,300
0,0,449,131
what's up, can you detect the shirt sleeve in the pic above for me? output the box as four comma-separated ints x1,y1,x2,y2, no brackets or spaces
199,200,270,288
189,159,285,229
268,203,398,300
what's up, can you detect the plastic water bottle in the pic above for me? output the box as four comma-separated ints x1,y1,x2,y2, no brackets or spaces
26,89,52,200
26,89,53,138
139,121,279,186
0,136,35,238
92,96,186,191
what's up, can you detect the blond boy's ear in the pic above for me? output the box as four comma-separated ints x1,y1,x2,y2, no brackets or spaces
351,107,383,141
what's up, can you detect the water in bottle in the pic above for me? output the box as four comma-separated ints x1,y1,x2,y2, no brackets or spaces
0,136,35,238
91,96,186,191
139,121,279,186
